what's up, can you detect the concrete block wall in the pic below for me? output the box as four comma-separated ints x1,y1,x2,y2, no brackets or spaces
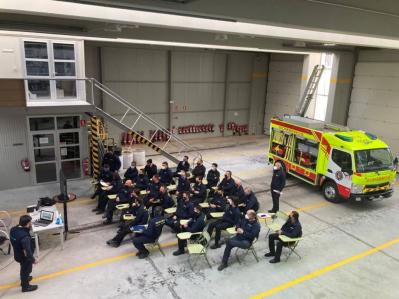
347,49,399,155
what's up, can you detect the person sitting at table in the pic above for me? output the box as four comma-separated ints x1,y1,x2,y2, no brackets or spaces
207,196,241,249
103,179,134,225
132,206,166,259
158,185,175,211
190,176,207,205
264,211,302,263
135,168,149,191
174,155,190,177
144,175,161,209
144,159,158,179
165,192,194,233
106,197,149,247
190,159,206,183
241,187,259,212
95,172,123,215
218,171,236,196
218,209,260,271
176,171,190,196
124,161,138,183
91,164,113,199
173,205,206,256
159,161,174,185
206,163,220,189
234,179,245,203
207,189,227,216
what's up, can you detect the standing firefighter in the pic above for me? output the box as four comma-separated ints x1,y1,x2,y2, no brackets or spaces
269,161,286,213
10,215,38,292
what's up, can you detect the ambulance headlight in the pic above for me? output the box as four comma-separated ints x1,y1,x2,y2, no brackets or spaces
351,184,363,194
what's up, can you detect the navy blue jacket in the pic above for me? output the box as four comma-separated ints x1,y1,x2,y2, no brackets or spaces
192,164,206,178
244,192,259,212
235,185,245,203
176,198,195,220
136,174,149,190
235,218,260,243
144,164,158,179
159,192,175,209
206,169,220,187
147,181,161,198
281,219,302,238
10,226,35,263
159,168,173,185
103,153,121,172
219,177,236,196
142,216,165,240
209,193,226,212
177,177,190,193
99,168,113,183
271,168,286,192
109,179,123,195
117,185,134,203
222,206,241,225
124,166,138,182
186,212,206,233
190,182,206,203
129,205,149,226
176,160,190,173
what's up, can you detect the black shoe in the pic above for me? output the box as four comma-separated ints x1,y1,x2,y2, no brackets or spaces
210,244,221,250
109,242,120,248
96,210,104,215
138,252,149,259
103,220,112,225
22,285,38,292
269,258,280,264
217,263,228,271
268,209,276,213
264,252,275,257
92,208,99,212
173,250,184,256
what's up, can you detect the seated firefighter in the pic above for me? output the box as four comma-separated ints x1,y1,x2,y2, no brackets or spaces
95,172,123,215
91,164,113,199
190,176,207,205
165,192,194,233
106,197,149,247
143,175,161,209
176,171,190,196
207,196,241,249
218,209,260,271
132,206,166,259
207,189,227,216
190,159,206,182
144,159,158,179
265,211,302,263
218,171,236,196
174,155,190,177
242,187,259,213
159,161,174,186
103,179,134,225
124,161,138,183
135,168,149,191
206,163,220,189
173,205,206,256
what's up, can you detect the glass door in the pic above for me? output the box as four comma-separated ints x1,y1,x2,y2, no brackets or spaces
32,132,58,183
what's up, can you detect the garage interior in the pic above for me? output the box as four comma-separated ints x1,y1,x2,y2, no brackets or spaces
1,1,399,298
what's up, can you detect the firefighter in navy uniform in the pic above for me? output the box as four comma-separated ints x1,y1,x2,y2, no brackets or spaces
269,161,286,213
206,163,220,190
10,215,38,292
159,161,174,186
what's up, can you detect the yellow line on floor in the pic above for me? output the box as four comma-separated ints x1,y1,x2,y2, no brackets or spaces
0,240,178,290
250,237,399,299
297,201,332,212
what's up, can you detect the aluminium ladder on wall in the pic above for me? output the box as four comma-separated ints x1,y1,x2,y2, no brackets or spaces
295,65,325,117
88,78,202,165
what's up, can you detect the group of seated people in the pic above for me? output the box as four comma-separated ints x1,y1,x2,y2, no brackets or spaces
90,156,302,266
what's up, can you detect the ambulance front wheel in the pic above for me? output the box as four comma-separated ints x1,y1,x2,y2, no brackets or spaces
322,181,342,203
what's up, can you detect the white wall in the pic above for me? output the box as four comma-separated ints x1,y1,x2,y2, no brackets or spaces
348,49,399,155
0,36,24,78
263,53,304,133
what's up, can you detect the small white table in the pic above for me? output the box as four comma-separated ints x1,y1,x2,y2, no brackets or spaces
30,206,64,258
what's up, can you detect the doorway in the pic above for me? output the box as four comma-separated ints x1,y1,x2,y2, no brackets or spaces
28,115,82,183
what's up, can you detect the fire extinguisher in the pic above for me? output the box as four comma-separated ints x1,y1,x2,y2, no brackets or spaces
21,159,30,172
82,158,90,176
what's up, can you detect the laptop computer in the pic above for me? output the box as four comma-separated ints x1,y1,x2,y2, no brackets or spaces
33,210,54,227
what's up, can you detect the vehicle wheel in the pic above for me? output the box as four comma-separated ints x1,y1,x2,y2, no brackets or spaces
322,181,343,203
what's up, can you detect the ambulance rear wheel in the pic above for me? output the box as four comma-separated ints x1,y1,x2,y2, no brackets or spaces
322,181,341,203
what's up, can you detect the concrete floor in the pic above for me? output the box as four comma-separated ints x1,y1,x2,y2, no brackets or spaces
1,136,399,299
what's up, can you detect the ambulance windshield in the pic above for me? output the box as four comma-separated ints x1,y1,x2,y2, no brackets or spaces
354,148,393,173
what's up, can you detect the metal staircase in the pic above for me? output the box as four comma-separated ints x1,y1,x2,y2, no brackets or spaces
295,65,325,117
87,78,202,165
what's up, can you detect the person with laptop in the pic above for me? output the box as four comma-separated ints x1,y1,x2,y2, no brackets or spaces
10,215,38,292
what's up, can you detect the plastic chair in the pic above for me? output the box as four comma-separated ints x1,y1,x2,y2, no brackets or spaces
0,230,11,255
266,211,289,236
235,238,259,264
145,236,165,256
187,230,212,269
279,235,304,261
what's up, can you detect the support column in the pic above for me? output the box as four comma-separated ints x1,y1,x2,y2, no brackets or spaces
222,54,230,137
90,116,100,180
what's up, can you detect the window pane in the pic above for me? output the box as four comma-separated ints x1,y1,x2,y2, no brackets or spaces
28,80,51,99
33,134,54,147
60,146,80,160
29,117,55,131
55,62,75,76
61,160,81,179
24,41,48,59
26,61,49,76
35,163,57,183
34,148,55,162
53,43,75,60
57,116,79,129
59,132,79,145
332,149,352,170
56,80,77,98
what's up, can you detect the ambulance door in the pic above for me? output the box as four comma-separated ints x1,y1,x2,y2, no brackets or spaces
326,148,353,199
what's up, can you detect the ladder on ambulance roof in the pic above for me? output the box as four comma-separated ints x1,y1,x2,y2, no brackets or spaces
295,65,325,117
88,78,202,165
